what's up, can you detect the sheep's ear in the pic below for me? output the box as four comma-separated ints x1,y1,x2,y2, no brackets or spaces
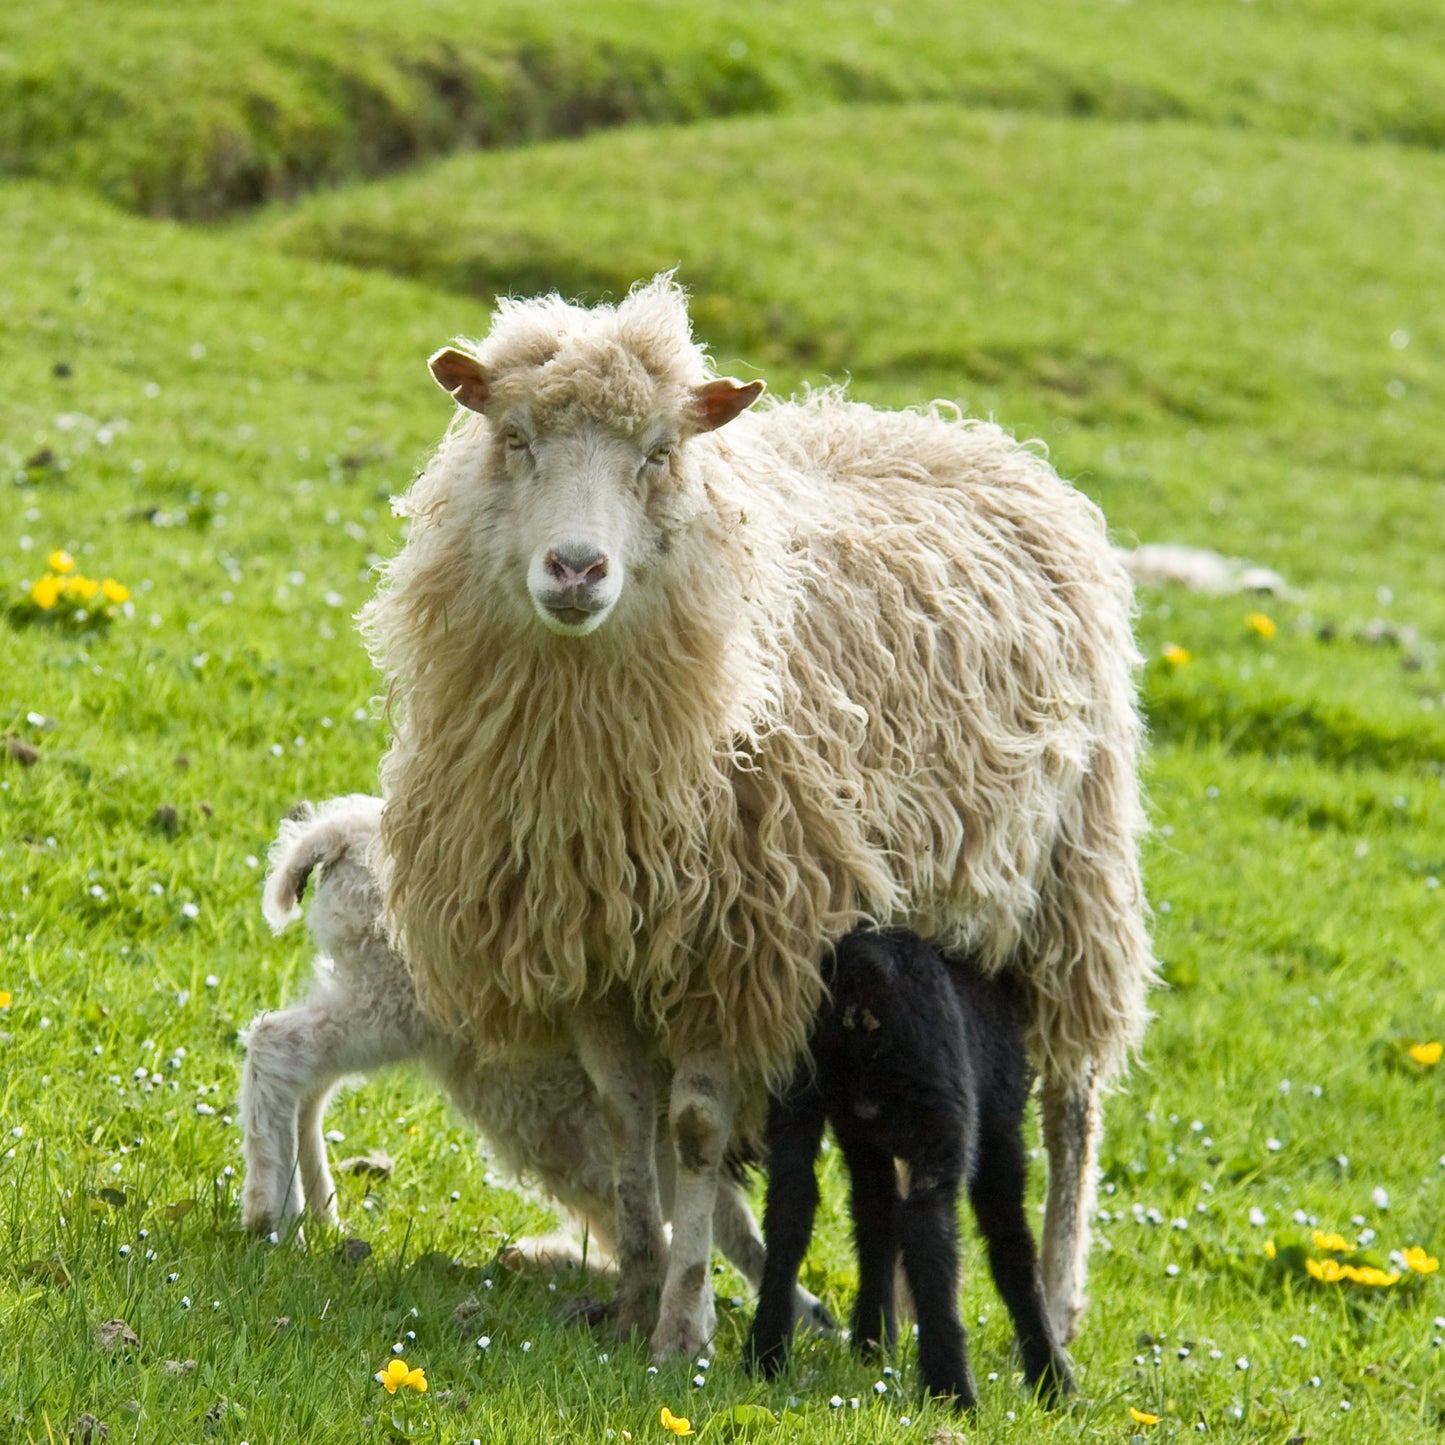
429,347,491,413
692,377,765,433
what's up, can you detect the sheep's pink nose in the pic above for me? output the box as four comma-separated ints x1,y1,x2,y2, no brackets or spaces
544,545,609,588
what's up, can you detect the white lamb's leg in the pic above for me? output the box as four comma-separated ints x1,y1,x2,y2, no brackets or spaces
569,1006,666,1338
296,1085,339,1228
239,1010,310,1235
652,1045,737,1362
240,999,417,1237
1039,1063,1103,1344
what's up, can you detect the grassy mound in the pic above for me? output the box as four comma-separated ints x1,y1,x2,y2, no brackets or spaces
5,0,1444,215
245,103,1445,686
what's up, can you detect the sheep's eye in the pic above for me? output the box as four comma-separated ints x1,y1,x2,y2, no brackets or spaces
644,442,673,468
500,427,531,454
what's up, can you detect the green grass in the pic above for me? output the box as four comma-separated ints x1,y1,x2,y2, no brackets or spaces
4,2,1445,1440
5,0,1445,216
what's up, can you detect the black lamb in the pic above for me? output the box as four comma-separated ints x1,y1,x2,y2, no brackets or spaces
746,927,1074,1410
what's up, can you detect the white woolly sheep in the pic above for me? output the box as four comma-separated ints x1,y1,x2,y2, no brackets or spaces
238,793,832,1331
365,275,1156,1359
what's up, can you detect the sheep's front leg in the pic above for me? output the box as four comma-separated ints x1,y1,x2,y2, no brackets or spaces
569,1007,666,1338
1039,1063,1102,1345
713,1164,836,1340
837,1134,902,1357
744,1080,828,1377
652,1046,738,1362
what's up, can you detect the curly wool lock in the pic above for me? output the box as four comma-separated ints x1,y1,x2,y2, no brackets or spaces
368,279,1152,1096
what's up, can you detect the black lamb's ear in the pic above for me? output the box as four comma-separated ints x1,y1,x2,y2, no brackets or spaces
429,347,491,413
692,377,765,433
832,930,895,1007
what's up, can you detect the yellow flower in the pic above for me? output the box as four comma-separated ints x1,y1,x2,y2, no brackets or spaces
1309,1256,1399,1286
1312,1230,1350,1253
1128,1406,1161,1425
101,578,130,605
1161,642,1191,666
1246,612,1276,639
1403,1246,1439,1275
30,575,64,609
47,549,75,574
659,1407,693,1437
1263,1239,1276,1259
1408,1041,1443,1066
0,991,10,1009
1344,1264,1400,1287
64,575,99,602
378,1358,427,1394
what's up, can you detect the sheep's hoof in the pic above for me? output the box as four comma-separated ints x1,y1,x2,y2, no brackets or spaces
561,1294,616,1330
613,1278,661,1341
1031,1354,1078,1408
1046,1292,1087,1347
650,1299,714,1364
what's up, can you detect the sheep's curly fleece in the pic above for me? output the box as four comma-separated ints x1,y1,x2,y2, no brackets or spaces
365,277,1155,1093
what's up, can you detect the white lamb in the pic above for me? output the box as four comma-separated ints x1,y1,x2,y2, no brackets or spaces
238,793,830,1330
366,276,1157,1359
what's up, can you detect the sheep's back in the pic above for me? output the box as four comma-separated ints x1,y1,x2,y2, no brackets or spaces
740,399,1152,1076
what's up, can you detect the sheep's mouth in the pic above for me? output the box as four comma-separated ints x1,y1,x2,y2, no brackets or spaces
547,604,598,626
538,600,611,635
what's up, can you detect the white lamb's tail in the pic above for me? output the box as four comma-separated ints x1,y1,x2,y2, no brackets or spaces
261,795,383,934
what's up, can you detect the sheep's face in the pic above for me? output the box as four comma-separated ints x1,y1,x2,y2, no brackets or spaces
430,345,763,639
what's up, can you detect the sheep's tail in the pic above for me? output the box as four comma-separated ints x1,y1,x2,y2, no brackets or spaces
261,802,369,934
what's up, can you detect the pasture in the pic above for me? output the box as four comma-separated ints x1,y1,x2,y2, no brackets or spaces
2,2,1443,1440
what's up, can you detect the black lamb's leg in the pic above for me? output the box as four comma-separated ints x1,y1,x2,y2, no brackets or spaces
970,1116,1075,1403
746,1082,828,1378
898,1168,975,1410
836,1134,901,1357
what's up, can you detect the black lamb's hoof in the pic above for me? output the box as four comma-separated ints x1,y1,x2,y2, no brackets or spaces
743,1331,787,1380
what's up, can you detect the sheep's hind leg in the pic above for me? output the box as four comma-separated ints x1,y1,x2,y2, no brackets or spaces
898,1170,975,1410
240,1001,418,1239
239,1012,311,1237
1039,1064,1102,1346
569,1007,666,1340
970,1112,1074,1402
296,1085,340,1228
652,1045,738,1362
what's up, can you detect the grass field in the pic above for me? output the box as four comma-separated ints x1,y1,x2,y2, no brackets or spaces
3,3,1445,1441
